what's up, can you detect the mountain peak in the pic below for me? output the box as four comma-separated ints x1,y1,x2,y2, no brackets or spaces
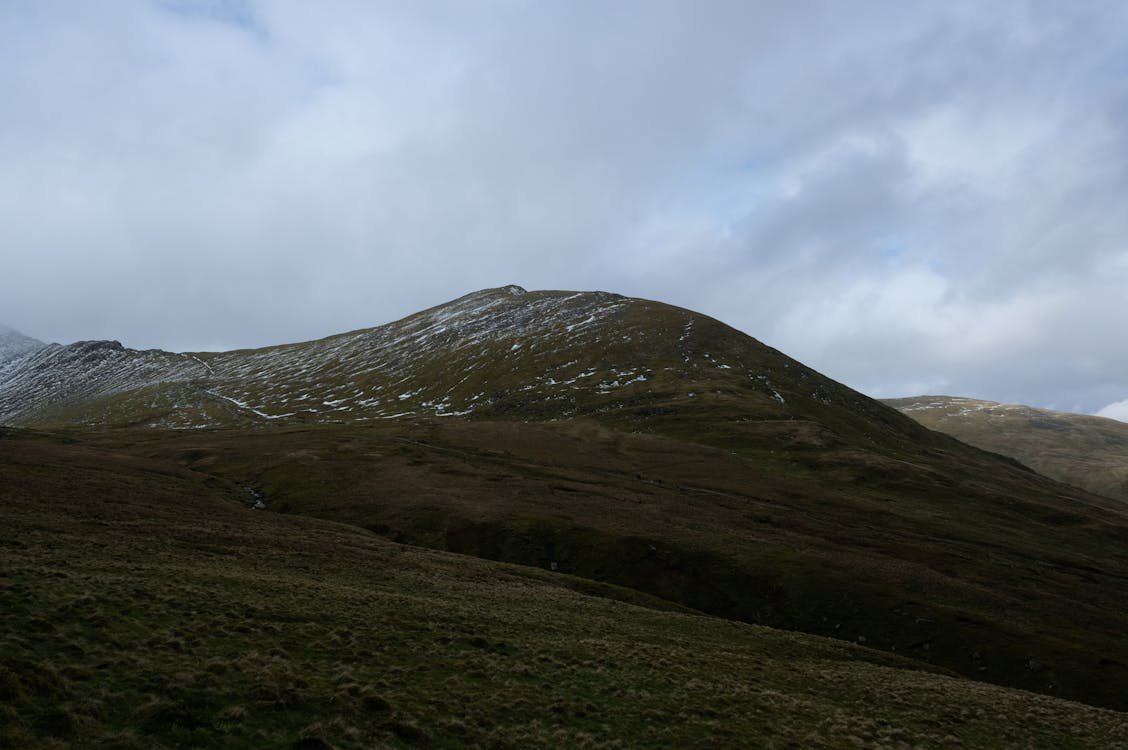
465,285,527,299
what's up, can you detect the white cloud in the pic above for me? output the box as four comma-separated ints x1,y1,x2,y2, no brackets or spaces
2,1,1128,412
1096,400,1128,424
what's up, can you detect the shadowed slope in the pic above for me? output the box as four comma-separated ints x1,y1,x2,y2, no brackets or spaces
82,418,1128,712
3,427,1127,749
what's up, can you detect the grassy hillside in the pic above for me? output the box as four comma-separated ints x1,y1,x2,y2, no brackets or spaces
886,396,1128,501
7,288,1128,727
3,426,1127,749
52,418,1128,714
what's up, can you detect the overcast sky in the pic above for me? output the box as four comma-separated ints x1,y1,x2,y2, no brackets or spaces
3,1,1128,418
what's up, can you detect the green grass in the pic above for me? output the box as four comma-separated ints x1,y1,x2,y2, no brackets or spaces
20,417,1128,714
3,428,1128,749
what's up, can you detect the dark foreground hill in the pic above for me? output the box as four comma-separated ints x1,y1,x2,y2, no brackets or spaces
3,427,1127,749
73,418,1128,715
4,287,1128,721
886,396,1128,501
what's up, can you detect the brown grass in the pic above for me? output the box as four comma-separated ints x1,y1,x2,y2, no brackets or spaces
54,416,1128,712
3,427,1128,748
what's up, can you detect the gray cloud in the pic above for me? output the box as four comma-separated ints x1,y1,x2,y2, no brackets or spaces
2,1,1127,416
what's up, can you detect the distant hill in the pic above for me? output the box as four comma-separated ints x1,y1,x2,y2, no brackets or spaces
0,323,44,365
886,396,1128,501
5,287,1128,716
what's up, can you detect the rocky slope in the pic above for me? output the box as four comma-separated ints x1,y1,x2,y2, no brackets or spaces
0,324,45,366
887,395,1128,501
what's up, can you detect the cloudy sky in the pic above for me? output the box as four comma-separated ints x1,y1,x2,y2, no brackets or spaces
3,1,1128,418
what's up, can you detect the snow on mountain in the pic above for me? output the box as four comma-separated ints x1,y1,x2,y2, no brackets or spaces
0,324,46,366
1,287,634,426
0,286,883,432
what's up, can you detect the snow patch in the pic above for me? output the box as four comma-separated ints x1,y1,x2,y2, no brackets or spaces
189,355,215,375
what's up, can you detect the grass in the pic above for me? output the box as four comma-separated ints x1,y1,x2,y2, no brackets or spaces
887,396,1128,501
202,422,1128,700
3,427,1128,749
13,417,1128,716
6,289,1128,741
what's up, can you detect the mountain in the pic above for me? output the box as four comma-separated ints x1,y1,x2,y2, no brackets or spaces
5,287,1128,717
0,323,45,366
886,395,1128,501
6,427,1127,749
0,285,905,439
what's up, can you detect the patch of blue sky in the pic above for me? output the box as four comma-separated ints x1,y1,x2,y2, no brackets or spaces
871,234,951,275
873,234,909,262
156,0,267,40
674,156,782,228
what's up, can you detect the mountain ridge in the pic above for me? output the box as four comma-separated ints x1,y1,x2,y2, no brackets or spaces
0,286,916,448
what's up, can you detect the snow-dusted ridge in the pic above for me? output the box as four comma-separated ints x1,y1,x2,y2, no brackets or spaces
0,286,855,429
0,324,46,368
890,395,1075,422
